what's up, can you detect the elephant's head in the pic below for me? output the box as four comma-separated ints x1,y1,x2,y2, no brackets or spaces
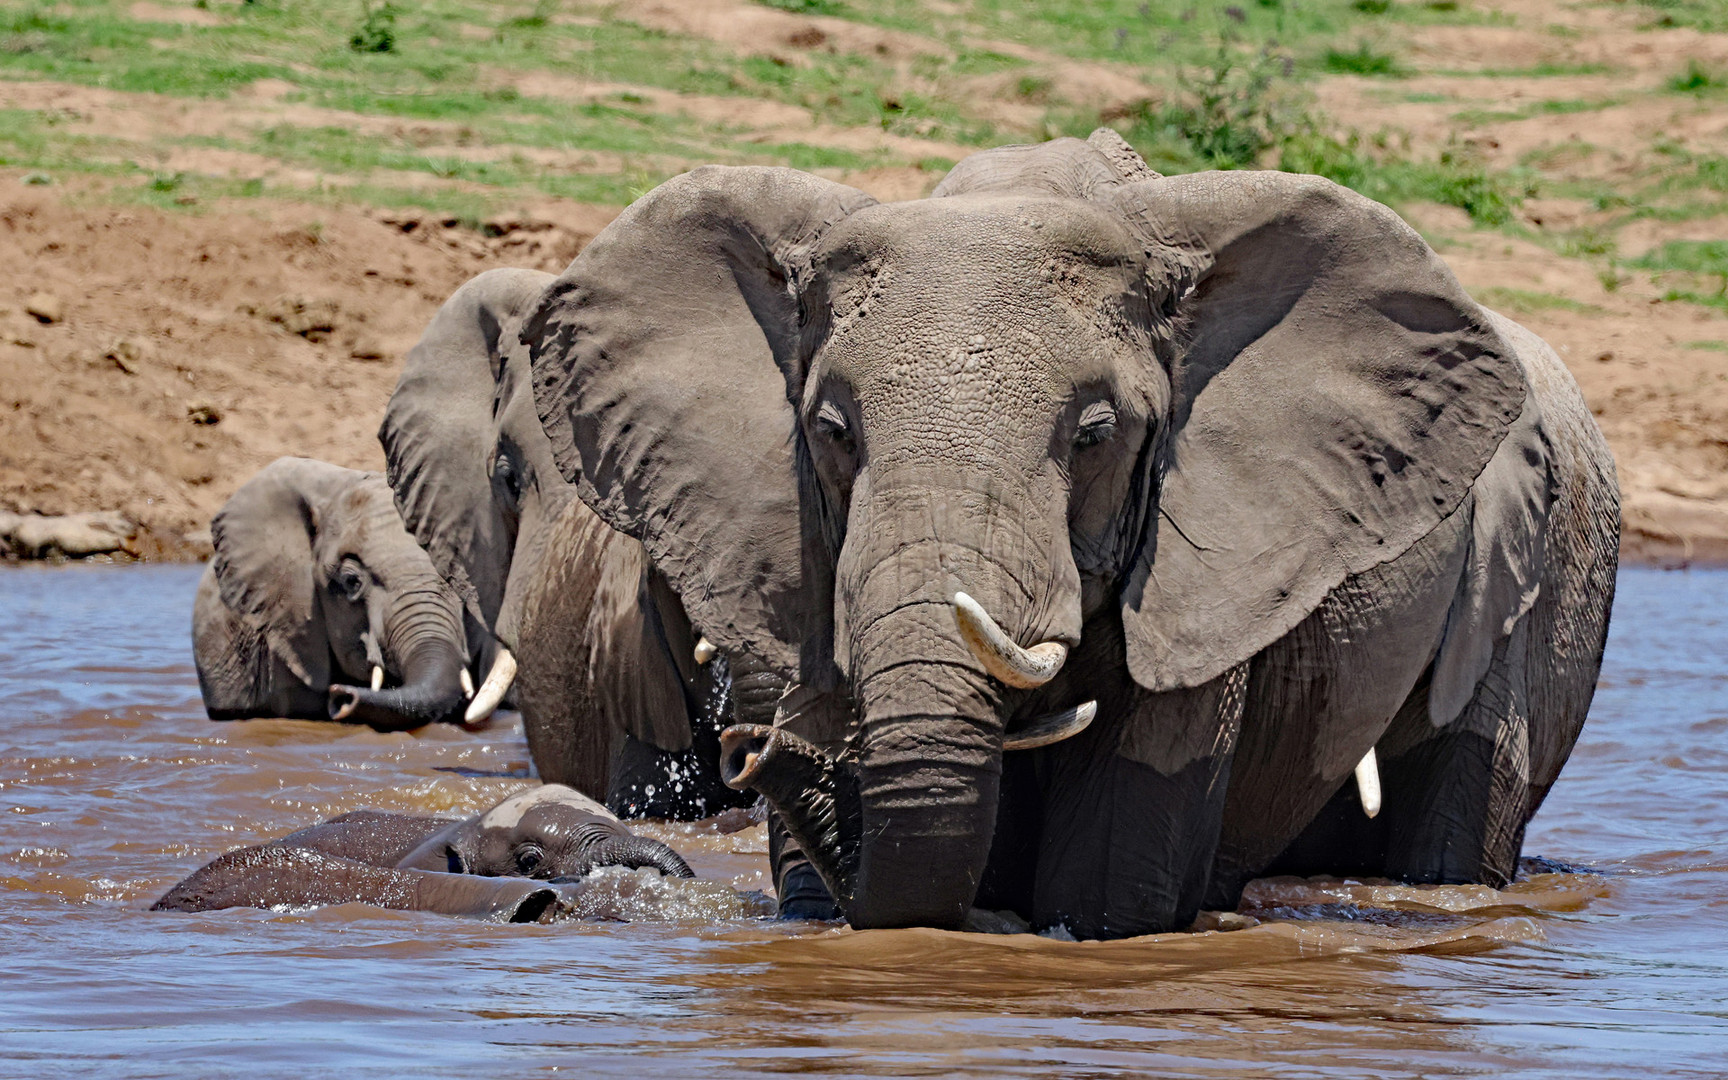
527,132,1526,929
380,268,571,724
209,457,471,730
396,784,693,880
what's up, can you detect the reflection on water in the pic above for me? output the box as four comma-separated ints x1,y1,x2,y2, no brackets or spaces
1,564,1724,1077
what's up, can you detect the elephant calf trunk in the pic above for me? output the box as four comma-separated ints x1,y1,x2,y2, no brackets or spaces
719,724,861,912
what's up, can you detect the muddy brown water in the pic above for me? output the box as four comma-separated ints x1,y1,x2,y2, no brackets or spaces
1,565,1724,1077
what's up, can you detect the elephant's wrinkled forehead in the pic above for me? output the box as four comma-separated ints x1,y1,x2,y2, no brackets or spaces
814,195,1147,389
478,783,614,831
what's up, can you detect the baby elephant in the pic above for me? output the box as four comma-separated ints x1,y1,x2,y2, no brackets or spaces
153,784,693,920
193,456,490,730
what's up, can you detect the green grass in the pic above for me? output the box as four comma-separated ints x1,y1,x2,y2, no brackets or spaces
1278,128,1533,225
1667,60,1725,94
1471,286,1603,315
1638,0,1728,32
1452,98,1618,125
1684,339,1728,352
1633,240,1728,309
1324,42,1402,76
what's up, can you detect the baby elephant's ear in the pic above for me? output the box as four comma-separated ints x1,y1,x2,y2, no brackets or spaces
1113,172,1527,693
525,166,876,677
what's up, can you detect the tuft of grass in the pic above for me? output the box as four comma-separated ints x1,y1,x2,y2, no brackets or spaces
1472,286,1602,315
1633,240,1728,308
1683,340,1728,353
349,1,396,54
1667,60,1723,94
1323,41,1402,76
757,0,848,14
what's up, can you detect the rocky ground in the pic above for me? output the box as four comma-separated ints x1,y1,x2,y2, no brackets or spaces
1,0,1724,563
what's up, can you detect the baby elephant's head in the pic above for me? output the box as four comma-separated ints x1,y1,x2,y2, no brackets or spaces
399,784,693,881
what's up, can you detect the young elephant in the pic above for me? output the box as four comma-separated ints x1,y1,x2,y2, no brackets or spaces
152,784,693,918
192,457,482,730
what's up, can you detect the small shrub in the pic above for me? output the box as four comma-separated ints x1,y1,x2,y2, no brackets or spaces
1324,42,1402,76
1353,0,1391,13
757,0,846,14
1118,41,1300,170
349,2,396,54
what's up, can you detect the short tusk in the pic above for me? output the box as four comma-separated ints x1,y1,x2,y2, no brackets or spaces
370,665,385,691
1004,700,1096,751
464,647,516,724
460,668,475,699
951,592,1068,689
1355,747,1381,819
693,636,717,665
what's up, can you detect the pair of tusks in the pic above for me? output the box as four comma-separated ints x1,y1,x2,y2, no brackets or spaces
464,648,517,724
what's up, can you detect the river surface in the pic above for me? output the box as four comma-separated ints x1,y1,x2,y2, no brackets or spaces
0,564,1724,1078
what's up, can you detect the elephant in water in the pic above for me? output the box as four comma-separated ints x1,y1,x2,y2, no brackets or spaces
524,130,1619,939
152,784,699,920
378,269,764,819
192,457,491,730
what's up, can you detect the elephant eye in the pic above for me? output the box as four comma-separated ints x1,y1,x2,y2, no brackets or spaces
513,843,545,876
1074,401,1118,450
814,400,852,446
336,559,367,601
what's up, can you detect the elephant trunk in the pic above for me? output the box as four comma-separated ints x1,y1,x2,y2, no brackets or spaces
720,723,862,908
555,836,695,881
329,586,468,730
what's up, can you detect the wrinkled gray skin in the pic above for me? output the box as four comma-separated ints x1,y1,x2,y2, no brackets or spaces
152,784,692,918
192,457,474,730
379,270,764,818
526,131,1619,938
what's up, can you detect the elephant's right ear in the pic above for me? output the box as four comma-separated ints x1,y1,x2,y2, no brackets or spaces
525,166,876,677
209,457,349,687
380,268,556,629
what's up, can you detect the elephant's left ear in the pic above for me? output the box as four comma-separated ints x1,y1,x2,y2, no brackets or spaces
1112,171,1528,693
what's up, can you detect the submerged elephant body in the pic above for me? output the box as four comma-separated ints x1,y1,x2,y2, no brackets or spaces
379,269,763,818
192,457,480,730
152,784,693,918
525,130,1618,938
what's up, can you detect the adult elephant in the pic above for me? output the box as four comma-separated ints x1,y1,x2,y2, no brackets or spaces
192,457,479,730
379,270,764,818
525,131,1618,938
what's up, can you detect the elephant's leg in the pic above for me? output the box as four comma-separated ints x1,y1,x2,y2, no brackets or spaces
1381,624,1532,887
1029,663,1246,940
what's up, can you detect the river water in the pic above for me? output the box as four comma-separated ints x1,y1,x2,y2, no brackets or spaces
0,564,1724,1078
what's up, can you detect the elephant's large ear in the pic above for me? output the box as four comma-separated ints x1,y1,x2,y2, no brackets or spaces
1114,172,1528,692
526,166,876,677
209,457,349,687
380,268,556,629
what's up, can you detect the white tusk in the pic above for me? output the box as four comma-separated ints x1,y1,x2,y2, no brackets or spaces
460,668,475,699
951,592,1069,689
464,647,516,724
693,636,717,665
370,665,385,691
1354,747,1382,819
1004,700,1096,752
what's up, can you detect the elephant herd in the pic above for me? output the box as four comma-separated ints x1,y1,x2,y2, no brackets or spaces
180,130,1620,939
